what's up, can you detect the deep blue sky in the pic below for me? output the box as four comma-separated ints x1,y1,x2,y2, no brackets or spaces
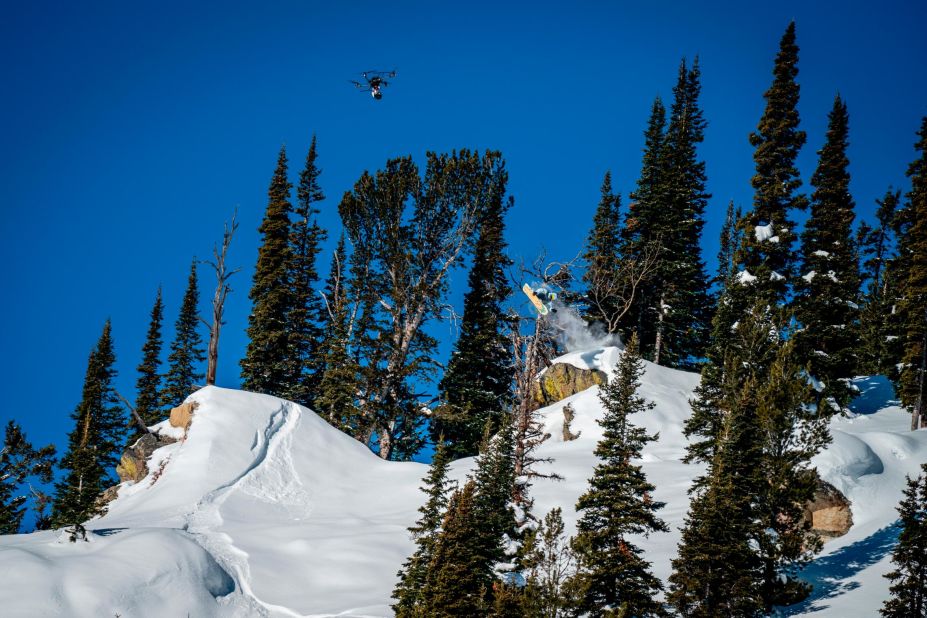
1,1,925,472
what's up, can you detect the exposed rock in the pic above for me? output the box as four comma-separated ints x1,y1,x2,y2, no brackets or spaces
805,478,853,540
562,403,581,441
116,432,178,483
98,485,121,508
169,400,198,430
528,363,607,412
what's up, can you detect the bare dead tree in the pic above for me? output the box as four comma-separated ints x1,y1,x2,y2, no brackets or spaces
114,390,152,438
200,211,240,386
584,239,661,335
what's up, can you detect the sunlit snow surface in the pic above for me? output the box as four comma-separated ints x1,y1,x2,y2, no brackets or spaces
1,353,923,616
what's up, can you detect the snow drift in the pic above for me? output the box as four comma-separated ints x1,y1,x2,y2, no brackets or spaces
0,349,924,616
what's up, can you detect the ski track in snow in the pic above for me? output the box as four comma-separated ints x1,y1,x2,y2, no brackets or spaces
183,401,310,617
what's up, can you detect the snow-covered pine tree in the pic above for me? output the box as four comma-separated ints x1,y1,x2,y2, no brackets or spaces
794,95,861,415
284,135,327,406
241,147,294,397
566,333,668,617
432,179,513,459
735,21,807,309
161,260,205,409
392,441,454,616
129,287,164,443
881,463,927,617
52,321,124,530
0,421,55,534
894,117,927,430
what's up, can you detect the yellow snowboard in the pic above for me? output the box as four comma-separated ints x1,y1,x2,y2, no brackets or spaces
522,283,549,315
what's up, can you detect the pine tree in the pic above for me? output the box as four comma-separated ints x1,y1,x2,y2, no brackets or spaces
432,186,513,458
583,171,625,329
0,421,56,534
130,286,164,441
420,480,490,616
794,95,861,414
881,463,927,617
161,261,205,408
52,321,124,529
520,507,577,617
894,117,927,430
858,189,900,374
735,22,807,308
285,136,327,406
621,97,667,347
471,417,518,583
313,235,362,433
241,146,295,397
670,377,765,617
715,201,742,286
654,57,712,367
566,333,668,616
392,442,454,616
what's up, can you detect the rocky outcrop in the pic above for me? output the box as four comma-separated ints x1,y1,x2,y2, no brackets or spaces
805,479,853,540
528,363,608,412
169,400,198,431
116,432,178,483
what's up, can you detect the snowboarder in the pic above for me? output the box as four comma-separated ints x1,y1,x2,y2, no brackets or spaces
522,283,558,316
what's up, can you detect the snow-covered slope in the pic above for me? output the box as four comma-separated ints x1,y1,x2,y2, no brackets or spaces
1,348,924,617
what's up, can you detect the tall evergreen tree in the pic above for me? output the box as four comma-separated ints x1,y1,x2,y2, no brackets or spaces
670,375,765,617
881,463,927,617
52,321,123,529
735,21,807,308
566,333,669,616
314,235,362,433
392,442,454,616
0,421,55,534
715,200,742,287
432,186,513,458
583,171,624,329
794,95,861,414
894,117,927,430
858,189,900,374
241,147,295,396
621,97,667,347
420,480,489,616
285,136,327,406
161,261,205,408
131,286,164,441
653,58,713,367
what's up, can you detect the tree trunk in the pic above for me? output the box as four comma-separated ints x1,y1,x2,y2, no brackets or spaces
653,294,665,366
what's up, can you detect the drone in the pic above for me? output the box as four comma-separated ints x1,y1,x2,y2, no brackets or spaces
350,70,396,100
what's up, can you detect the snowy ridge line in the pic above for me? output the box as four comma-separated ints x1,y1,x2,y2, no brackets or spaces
182,401,306,617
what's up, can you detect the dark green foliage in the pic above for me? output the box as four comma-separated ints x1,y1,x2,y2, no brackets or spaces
619,59,712,368
284,136,327,406
130,287,165,442
566,333,668,616
471,417,518,578
881,463,927,617
894,118,927,429
0,421,56,534
420,480,490,616
241,147,295,397
736,22,807,308
161,261,205,408
52,321,124,529
670,378,765,617
858,189,900,374
432,185,514,458
582,171,625,331
520,507,577,617
338,150,508,460
794,95,861,414
715,201,742,286
392,442,454,616
313,235,362,433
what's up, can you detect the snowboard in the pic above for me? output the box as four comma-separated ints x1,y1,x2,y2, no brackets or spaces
522,283,549,315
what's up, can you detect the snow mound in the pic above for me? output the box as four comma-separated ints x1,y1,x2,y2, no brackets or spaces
1,353,925,616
